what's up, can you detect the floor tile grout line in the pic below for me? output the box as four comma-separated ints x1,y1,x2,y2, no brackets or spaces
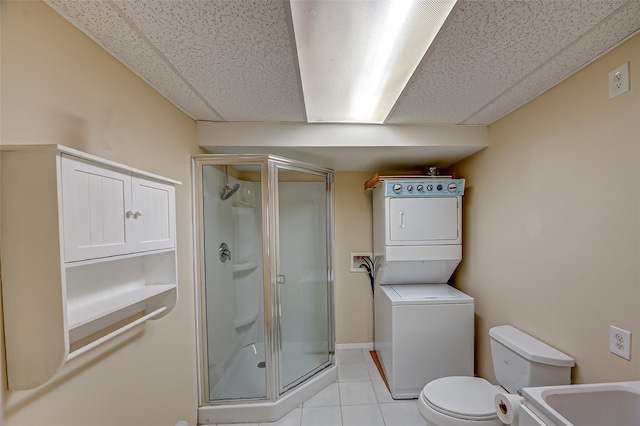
222,348,425,426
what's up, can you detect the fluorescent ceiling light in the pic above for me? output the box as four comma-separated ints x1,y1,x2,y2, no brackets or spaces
290,0,457,124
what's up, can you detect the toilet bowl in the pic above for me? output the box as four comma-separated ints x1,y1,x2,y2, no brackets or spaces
418,377,502,426
418,325,575,426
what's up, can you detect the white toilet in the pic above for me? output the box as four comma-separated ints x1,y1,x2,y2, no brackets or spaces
418,325,575,426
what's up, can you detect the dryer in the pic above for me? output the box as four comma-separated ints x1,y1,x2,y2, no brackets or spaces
372,178,474,399
373,178,464,285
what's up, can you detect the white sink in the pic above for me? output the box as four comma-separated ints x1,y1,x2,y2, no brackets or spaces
522,381,640,426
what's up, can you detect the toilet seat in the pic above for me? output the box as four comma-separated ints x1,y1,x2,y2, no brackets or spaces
421,376,500,421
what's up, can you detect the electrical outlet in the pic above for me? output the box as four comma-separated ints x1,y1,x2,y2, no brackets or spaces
608,63,629,99
610,325,631,360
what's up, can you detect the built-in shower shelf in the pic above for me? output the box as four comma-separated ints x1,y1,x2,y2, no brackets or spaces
0,145,180,390
233,262,259,273
235,311,259,328
236,200,256,208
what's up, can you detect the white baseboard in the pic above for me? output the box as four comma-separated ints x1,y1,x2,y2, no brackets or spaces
335,342,374,351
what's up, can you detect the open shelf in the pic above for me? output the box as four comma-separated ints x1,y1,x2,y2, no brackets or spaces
67,284,176,330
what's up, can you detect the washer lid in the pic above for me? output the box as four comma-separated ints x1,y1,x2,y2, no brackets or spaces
382,284,473,305
422,377,499,420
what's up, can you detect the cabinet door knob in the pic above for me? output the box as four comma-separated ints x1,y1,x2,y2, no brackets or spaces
134,210,143,218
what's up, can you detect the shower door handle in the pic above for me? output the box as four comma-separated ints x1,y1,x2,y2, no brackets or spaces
277,274,286,285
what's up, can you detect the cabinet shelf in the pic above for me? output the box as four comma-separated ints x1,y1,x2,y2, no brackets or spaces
65,247,176,268
67,284,176,331
0,145,180,390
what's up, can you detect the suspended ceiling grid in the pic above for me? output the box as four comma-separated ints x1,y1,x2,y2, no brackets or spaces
45,0,640,126
41,0,640,170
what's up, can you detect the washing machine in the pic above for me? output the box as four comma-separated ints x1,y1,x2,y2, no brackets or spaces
374,283,473,399
372,178,474,399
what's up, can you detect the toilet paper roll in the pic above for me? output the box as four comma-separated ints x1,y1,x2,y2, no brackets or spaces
494,392,523,425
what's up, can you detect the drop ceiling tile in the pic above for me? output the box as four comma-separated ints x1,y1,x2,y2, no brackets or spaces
386,0,628,125
465,0,640,124
45,0,638,131
41,0,640,170
113,0,304,122
46,0,223,121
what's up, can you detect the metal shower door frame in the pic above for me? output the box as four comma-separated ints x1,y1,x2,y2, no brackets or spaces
269,156,335,396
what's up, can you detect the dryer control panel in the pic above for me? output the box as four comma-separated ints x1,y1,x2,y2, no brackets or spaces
385,179,465,197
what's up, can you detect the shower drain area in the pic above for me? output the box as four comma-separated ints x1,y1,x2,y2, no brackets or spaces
211,344,267,400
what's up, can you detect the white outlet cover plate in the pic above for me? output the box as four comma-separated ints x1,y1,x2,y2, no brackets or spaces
608,63,629,99
610,325,631,360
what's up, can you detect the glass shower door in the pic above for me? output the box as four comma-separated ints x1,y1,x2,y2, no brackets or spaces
275,164,334,392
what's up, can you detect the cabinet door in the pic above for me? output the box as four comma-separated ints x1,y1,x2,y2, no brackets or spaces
130,176,176,252
61,155,133,262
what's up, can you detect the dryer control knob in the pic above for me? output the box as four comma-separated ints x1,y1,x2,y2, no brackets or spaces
407,185,413,191
448,183,458,192
426,184,433,191
392,184,403,194
417,184,424,192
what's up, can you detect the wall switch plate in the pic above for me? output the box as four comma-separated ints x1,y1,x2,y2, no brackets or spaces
610,325,631,360
608,63,629,99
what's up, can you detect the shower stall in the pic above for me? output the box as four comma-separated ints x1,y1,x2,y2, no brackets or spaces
192,155,336,424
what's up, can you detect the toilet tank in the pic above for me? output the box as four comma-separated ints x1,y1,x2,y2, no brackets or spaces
489,325,575,393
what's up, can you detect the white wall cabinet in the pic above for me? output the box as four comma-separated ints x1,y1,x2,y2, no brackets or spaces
0,145,180,390
61,154,176,262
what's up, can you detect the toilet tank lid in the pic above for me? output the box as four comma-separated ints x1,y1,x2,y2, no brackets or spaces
489,326,575,367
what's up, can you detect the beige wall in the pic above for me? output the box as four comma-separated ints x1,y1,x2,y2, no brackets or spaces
334,172,374,344
453,34,640,384
1,1,200,425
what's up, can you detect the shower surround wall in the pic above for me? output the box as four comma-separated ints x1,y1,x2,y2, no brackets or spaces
202,166,264,400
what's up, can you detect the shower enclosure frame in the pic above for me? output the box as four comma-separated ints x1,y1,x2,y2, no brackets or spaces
192,154,337,424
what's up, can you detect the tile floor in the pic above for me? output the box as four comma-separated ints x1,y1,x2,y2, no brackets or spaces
214,347,428,426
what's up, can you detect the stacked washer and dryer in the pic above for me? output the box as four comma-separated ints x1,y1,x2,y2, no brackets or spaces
372,177,474,399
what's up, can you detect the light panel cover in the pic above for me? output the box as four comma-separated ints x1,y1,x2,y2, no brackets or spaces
290,0,456,123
